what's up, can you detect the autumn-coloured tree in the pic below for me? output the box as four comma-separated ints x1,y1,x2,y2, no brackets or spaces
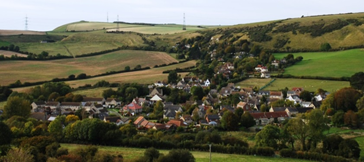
334,87,361,112
344,110,359,128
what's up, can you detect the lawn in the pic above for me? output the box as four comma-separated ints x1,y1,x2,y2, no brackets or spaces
236,78,273,89
60,143,309,162
0,50,178,86
263,78,349,92
273,49,364,78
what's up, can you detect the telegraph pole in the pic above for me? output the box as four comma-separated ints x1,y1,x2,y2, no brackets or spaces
25,15,28,30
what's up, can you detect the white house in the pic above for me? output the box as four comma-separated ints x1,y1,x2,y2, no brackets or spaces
204,79,211,87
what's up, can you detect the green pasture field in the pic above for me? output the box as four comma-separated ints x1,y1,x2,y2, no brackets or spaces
60,143,309,162
0,50,178,86
263,78,349,92
273,49,364,78
72,87,117,98
236,78,273,89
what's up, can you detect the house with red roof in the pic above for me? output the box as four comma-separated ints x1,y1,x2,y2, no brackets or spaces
123,102,143,114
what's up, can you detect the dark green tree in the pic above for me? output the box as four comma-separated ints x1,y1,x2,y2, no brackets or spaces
299,90,311,101
255,125,281,148
350,72,364,91
125,66,130,71
320,43,332,51
158,149,195,162
0,122,12,155
168,70,178,84
332,110,345,126
334,87,361,112
3,96,31,119
221,111,239,131
240,112,256,128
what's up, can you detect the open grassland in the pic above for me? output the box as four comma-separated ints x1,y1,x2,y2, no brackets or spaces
73,87,117,97
0,50,177,86
55,21,212,34
0,50,27,57
263,78,349,92
65,61,196,88
60,143,309,162
236,78,273,89
15,32,145,56
274,49,364,78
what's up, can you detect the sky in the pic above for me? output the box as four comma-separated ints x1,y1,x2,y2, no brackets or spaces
1,0,364,31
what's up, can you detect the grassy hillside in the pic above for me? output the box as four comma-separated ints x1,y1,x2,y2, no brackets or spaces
60,143,309,162
53,21,211,34
0,50,178,85
274,49,364,77
200,12,364,51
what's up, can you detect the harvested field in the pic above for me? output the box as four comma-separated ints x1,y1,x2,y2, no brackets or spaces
0,30,45,35
0,50,28,58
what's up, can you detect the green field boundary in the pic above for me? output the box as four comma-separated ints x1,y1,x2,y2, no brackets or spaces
260,79,276,90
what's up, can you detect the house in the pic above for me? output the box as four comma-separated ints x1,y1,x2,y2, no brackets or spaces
152,123,166,130
270,91,283,99
314,95,325,101
31,101,46,112
29,112,48,121
310,101,322,109
167,119,187,128
45,101,60,110
134,116,146,128
104,116,121,123
123,102,143,114
204,79,211,87
292,87,304,95
206,114,220,123
105,98,121,106
236,101,251,111
180,115,193,124
219,83,235,97
257,91,270,97
133,98,148,106
269,107,287,112
164,104,183,119
149,88,163,97
296,107,314,113
286,95,302,104
82,97,105,105
250,111,289,125
261,72,270,78
271,60,280,67
301,101,311,107
285,107,298,117
150,95,163,102
60,102,81,111
287,91,296,97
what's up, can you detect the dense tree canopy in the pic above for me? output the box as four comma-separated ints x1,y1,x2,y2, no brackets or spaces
255,125,280,148
350,72,364,91
334,87,361,112
3,96,31,119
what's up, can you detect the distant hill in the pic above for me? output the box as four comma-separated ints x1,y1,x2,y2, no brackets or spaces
196,12,364,52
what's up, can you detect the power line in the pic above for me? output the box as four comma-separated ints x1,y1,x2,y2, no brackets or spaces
183,13,186,30
25,15,28,30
